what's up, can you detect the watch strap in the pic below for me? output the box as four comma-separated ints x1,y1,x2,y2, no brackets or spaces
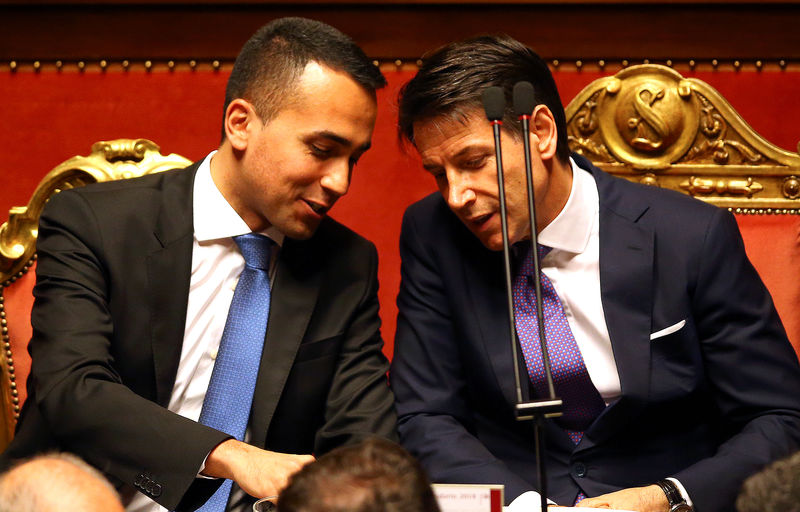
655,479,691,511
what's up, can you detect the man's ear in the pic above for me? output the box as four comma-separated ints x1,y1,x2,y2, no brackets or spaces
530,105,558,162
224,99,257,151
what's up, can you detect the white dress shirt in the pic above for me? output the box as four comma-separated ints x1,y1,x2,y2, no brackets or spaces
536,157,620,404
508,159,692,510
126,152,283,512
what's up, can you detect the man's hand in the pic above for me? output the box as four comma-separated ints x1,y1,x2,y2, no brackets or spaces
203,439,315,498
577,485,669,512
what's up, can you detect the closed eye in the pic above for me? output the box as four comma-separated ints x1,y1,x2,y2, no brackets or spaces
310,144,333,158
462,154,489,170
423,165,447,182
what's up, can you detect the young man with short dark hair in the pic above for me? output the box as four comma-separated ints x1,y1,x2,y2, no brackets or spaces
2,17,396,512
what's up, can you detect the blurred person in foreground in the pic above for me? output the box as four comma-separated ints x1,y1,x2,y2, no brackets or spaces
736,450,800,512
278,437,441,512
0,452,125,512
390,34,800,512
1,17,396,512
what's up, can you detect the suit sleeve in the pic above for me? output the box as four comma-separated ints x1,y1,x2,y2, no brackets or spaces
391,208,536,503
28,190,229,511
670,207,800,512
313,240,398,452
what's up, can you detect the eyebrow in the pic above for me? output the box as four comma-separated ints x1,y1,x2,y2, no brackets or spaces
452,144,493,159
311,130,372,152
421,162,442,173
421,143,492,170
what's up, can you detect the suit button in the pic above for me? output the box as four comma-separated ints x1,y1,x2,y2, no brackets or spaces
572,462,587,478
151,483,163,497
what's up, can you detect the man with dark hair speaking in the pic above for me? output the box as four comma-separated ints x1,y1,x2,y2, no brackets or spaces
1,17,396,512
390,35,800,512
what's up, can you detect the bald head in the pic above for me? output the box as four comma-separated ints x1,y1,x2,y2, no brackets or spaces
0,453,124,512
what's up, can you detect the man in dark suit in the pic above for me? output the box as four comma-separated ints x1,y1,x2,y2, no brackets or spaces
1,17,396,512
390,35,800,512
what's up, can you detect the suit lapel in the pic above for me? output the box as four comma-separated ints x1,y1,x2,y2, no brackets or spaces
581,161,655,448
143,161,321,440
466,159,657,449
250,237,321,448
146,164,198,407
460,229,527,407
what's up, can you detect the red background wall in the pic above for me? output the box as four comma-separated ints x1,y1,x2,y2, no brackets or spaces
2,66,799,355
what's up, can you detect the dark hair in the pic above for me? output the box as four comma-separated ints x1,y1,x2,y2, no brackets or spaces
222,17,386,139
736,450,800,512
398,35,570,163
277,438,441,512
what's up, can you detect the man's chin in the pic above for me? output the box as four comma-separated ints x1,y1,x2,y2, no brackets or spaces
477,234,505,252
475,231,527,252
280,220,322,240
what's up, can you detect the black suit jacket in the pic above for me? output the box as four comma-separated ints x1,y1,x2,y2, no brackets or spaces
2,163,397,510
391,156,800,511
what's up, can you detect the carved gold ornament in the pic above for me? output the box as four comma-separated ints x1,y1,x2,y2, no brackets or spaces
0,139,191,284
565,65,800,210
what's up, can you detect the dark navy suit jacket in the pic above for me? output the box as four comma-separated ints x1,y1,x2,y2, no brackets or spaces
391,156,800,511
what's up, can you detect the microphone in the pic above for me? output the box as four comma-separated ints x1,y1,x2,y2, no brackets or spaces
482,86,506,122
484,84,561,512
513,81,536,121
513,81,557,401
481,86,524,405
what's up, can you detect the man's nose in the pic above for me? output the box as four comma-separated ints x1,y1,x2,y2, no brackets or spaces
446,174,476,210
320,160,351,197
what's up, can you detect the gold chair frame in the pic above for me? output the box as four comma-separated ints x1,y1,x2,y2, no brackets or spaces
0,139,191,446
565,64,800,212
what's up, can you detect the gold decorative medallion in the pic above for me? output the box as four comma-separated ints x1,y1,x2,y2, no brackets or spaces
566,65,800,210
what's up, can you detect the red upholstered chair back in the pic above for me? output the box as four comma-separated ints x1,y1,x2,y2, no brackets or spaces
1,66,797,455
564,64,800,358
0,139,191,450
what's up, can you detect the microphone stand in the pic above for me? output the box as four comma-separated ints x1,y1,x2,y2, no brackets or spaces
482,85,562,512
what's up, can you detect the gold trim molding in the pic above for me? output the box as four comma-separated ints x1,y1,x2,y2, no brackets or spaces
0,254,35,438
0,139,191,284
2,58,799,74
565,64,800,210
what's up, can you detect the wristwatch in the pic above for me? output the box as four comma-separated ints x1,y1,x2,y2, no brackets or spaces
655,480,693,512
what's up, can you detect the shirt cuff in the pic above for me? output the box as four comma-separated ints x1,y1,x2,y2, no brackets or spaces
666,477,694,509
196,453,217,480
506,491,557,511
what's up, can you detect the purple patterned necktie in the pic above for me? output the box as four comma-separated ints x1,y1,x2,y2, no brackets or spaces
512,244,605,504
512,244,606,444
196,233,274,512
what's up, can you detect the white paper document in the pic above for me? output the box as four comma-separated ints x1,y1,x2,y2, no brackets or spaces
433,483,503,512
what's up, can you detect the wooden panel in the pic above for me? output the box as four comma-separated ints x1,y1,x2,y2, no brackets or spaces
1,2,800,61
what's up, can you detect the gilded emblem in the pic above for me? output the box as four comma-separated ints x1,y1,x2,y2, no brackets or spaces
565,64,800,209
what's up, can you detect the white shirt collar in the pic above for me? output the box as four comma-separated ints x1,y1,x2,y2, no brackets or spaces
192,151,285,246
536,157,598,254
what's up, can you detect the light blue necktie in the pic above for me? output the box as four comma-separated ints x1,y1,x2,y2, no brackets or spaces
196,233,274,512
